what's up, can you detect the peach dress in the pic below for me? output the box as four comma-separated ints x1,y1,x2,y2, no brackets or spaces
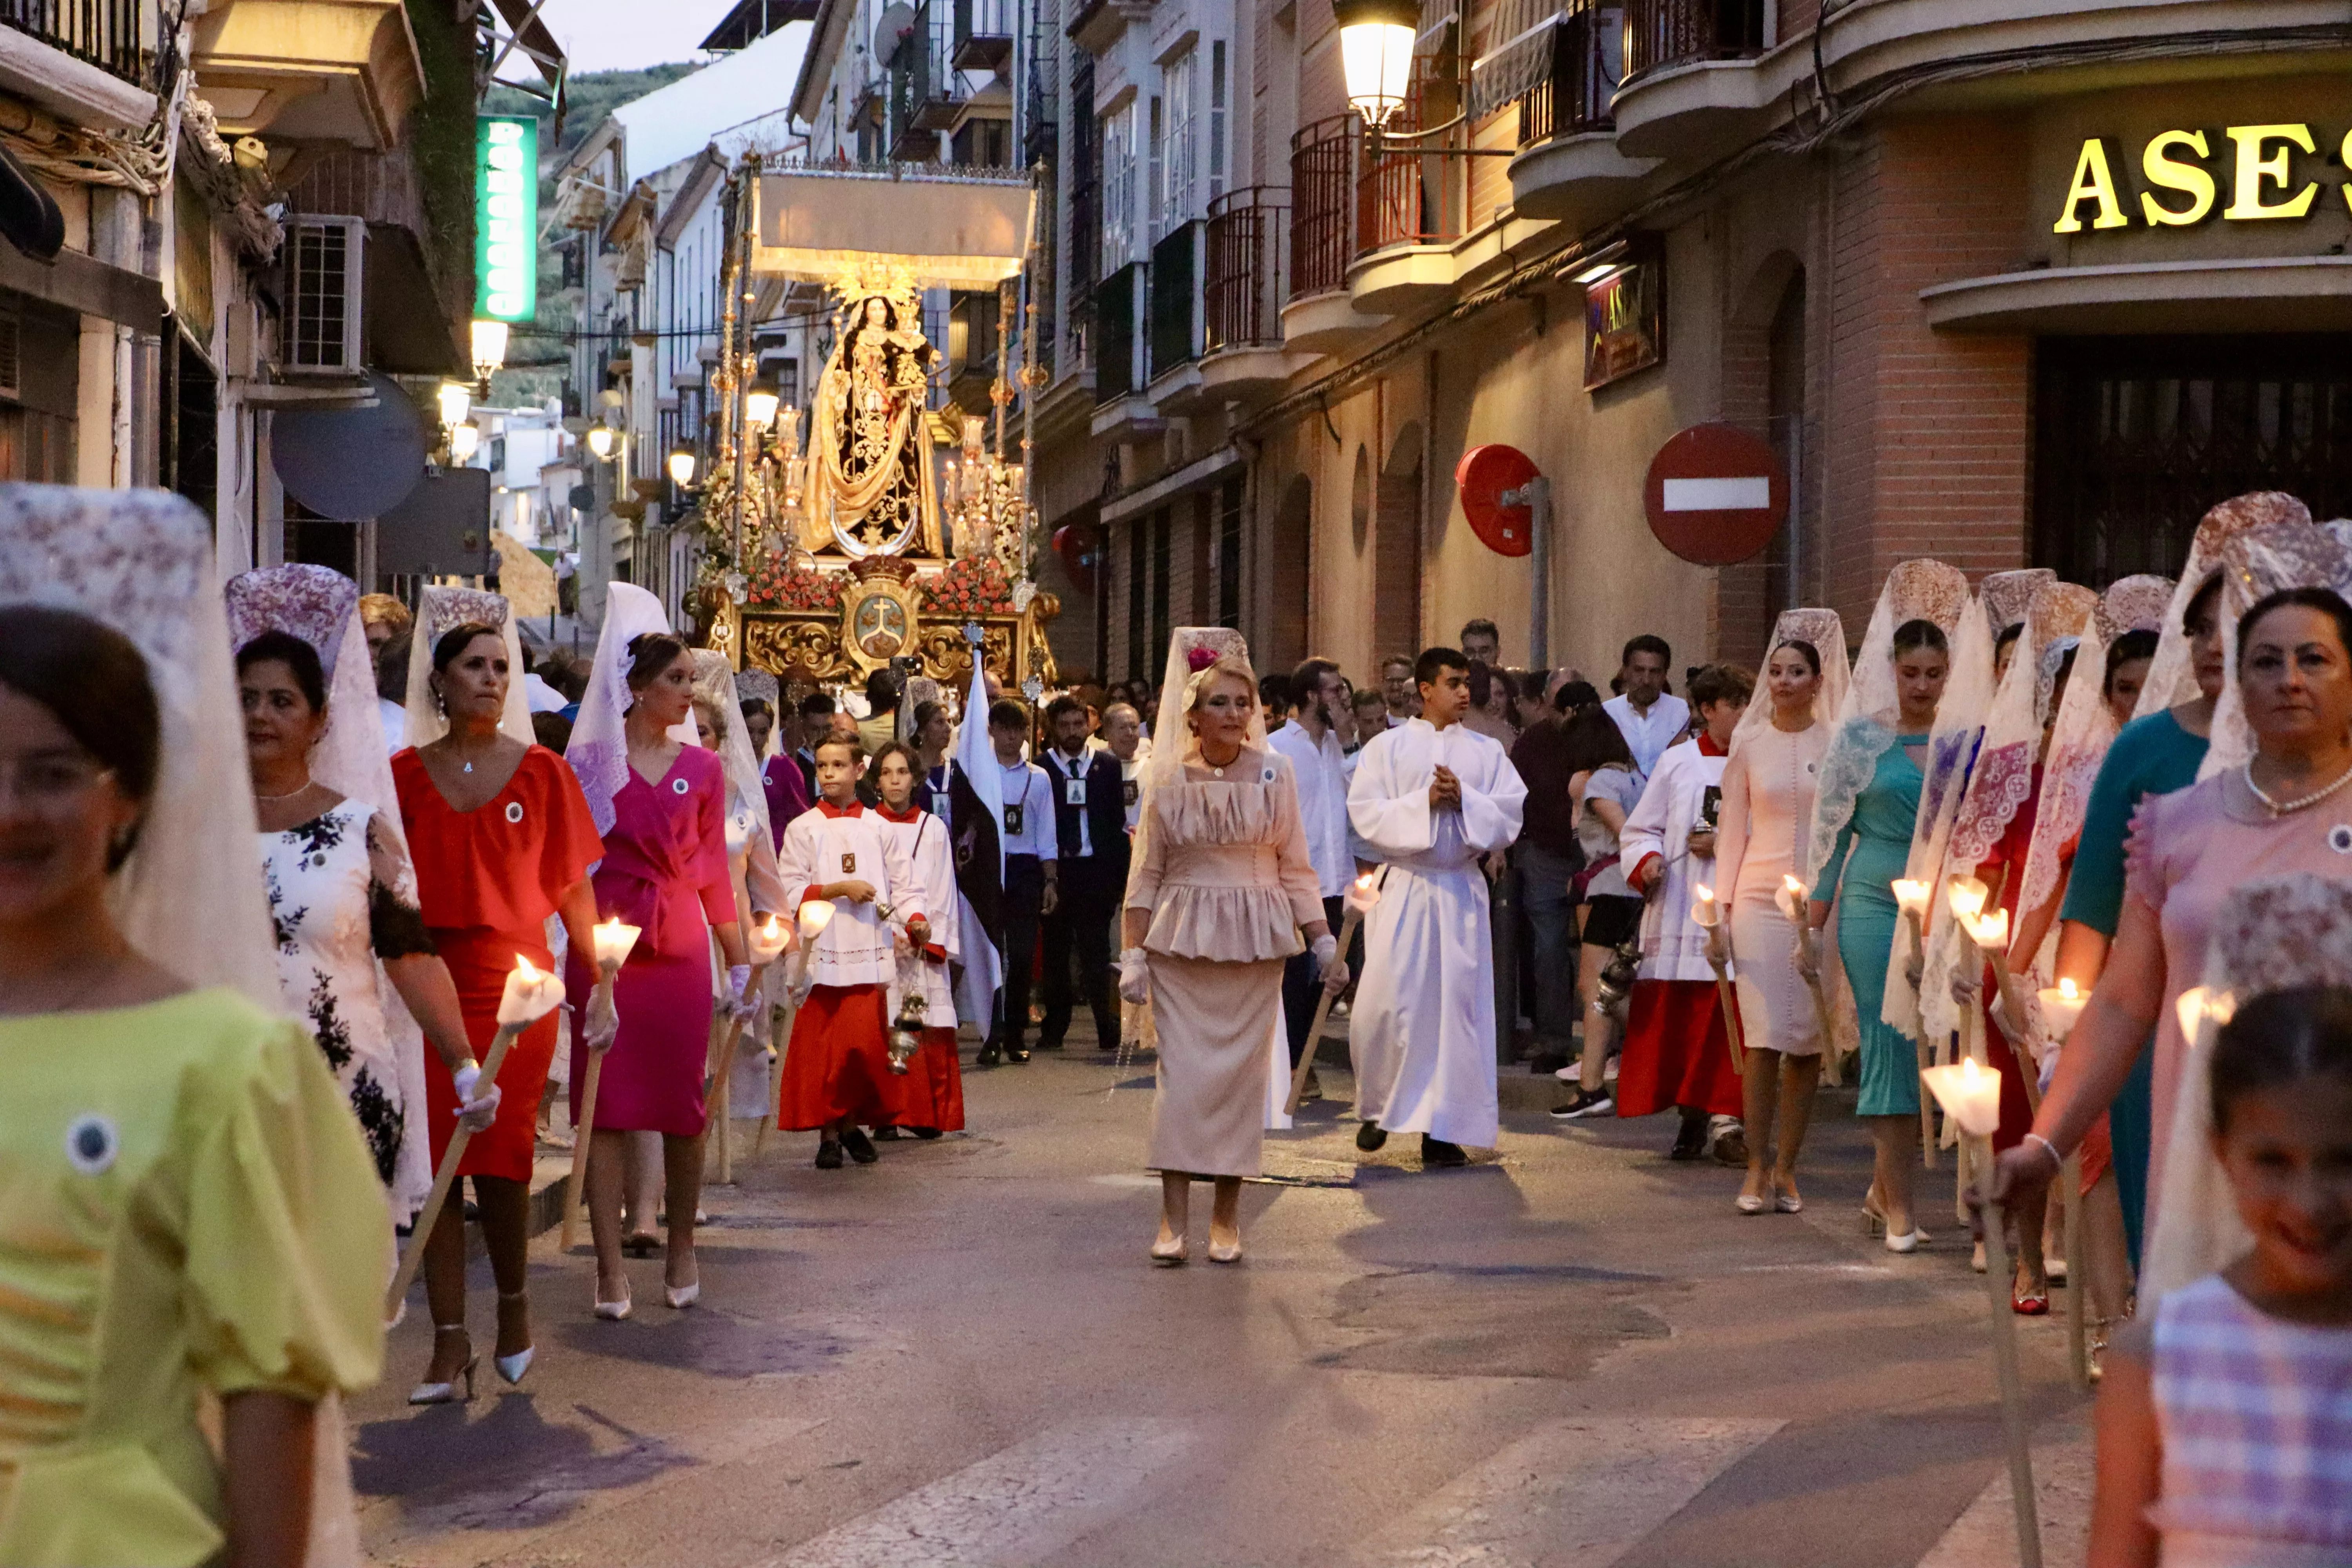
1125,750,1325,1178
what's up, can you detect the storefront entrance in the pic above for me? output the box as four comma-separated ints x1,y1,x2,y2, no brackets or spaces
2033,334,2352,587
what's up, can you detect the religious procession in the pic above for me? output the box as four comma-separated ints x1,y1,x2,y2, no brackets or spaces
4,0,2352,1562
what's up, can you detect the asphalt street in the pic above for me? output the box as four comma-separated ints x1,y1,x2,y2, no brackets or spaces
359,1038,2097,1568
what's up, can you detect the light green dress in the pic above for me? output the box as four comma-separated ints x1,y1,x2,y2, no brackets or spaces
0,987,387,1566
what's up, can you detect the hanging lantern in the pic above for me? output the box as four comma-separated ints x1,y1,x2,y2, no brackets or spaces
1334,0,1419,127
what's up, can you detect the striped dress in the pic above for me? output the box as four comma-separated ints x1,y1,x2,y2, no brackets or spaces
2149,1273,2352,1566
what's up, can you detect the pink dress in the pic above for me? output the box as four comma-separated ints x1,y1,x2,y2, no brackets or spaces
565,746,735,1137
2125,771,2352,1214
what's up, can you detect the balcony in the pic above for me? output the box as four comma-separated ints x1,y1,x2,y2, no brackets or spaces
0,0,152,129
951,0,1012,73
887,1,958,160
1090,260,1161,439
1507,1,1660,223
1282,115,1380,354
1347,73,1463,318
1148,221,1201,384
1201,187,1309,402
1622,0,1764,80
192,0,425,151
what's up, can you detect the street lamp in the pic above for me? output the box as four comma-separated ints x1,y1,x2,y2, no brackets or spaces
449,421,480,462
586,425,615,461
436,381,471,430
1334,0,1418,128
470,319,509,390
744,381,779,433
667,444,698,488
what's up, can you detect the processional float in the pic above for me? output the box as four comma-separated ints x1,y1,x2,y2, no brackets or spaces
692,163,1058,693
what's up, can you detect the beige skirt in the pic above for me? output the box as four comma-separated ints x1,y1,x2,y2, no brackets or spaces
1145,952,1285,1179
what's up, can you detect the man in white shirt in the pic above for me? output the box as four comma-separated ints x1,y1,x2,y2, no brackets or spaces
980,698,1054,1064
1602,634,1689,782
1269,657,1361,1093
1378,654,1419,728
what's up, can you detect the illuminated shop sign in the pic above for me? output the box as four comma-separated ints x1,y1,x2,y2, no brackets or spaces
475,116,537,321
2054,123,2345,234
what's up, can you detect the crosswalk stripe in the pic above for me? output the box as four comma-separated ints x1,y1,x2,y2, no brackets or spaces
758,1416,1194,1568
1365,1416,1786,1568
1915,1419,2093,1568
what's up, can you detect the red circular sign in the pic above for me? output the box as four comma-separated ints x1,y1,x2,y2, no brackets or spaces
1455,444,1540,558
1641,424,1788,565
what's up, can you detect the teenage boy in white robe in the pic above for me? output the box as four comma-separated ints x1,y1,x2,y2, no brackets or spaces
1346,646,1529,1166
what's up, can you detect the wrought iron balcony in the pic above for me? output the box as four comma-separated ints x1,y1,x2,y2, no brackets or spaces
1357,74,1462,257
1288,115,1357,301
1204,187,1288,351
2,0,147,85
1621,0,1764,83
1519,0,1620,143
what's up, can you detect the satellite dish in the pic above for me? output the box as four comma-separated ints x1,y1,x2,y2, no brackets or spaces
272,371,430,521
872,3,915,59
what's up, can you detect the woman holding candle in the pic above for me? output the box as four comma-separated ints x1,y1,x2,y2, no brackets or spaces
870,740,966,1134
1710,611,1848,1211
1806,561,1970,1252
691,654,790,1163
0,488,386,1564
394,588,610,1393
1121,630,1338,1263
1993,546,2352,1272
564,586,751,1314
227,569,495,1230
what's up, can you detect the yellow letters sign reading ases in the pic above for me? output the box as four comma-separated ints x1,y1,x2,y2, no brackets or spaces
2054,124,2338,234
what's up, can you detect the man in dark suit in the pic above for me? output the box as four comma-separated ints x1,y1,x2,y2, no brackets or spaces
1036,693,1127,1053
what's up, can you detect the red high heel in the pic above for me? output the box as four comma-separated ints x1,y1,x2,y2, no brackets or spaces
2012,1276,2050,1316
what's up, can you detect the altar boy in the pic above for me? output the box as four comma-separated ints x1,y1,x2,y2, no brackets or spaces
776,734,927,1169
1346,647,1527,1166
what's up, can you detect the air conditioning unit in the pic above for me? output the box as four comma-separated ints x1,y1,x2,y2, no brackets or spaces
285,217,366,374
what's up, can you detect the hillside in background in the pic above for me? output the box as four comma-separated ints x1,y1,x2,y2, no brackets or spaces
490,61,703,161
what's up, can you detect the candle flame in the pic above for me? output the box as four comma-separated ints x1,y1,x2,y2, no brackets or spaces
1892,879,1929,911
514,954,542,980
1694,884,1713,902
2058,977,2080,1001
1355,871,1377,889
1781,874,1806,896
1946,876,1989,922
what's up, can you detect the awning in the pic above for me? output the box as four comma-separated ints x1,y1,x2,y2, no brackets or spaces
751,168,1034,289
1470,0,1561,120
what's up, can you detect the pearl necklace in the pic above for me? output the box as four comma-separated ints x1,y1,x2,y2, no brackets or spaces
2243,757,2352,817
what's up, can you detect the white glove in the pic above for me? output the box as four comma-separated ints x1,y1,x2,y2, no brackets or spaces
726,964,757,1024
1117,946,1150,1005
451,1061,501,1133
1311,934,1338,973
584,982,620,1053
1950,970,1982,1009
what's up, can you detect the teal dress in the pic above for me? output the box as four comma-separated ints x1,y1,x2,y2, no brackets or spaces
2056,708,2209,1265
1813,735,1926,1117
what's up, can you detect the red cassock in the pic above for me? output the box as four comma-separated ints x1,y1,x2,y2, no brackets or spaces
777,984,899,1130
884,1025,966,1131
1614,980,1744,1120
564,745,737,1138
394,745,602,1181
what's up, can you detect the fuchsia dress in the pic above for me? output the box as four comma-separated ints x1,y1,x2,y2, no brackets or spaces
565,746,736,1137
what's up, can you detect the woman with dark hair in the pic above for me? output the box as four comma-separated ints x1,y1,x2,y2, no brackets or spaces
563,584,748,1315
0,492,385,1564
1552,704,1644,1118
230,582,490,1236
1996,569,2352,1266
1804,561,1971,1253
394,588,608,1397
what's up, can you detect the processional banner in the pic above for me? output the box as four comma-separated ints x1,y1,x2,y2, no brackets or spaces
750,169,1034,287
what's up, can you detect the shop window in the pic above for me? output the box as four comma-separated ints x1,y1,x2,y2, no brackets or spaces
2034,334,2352,587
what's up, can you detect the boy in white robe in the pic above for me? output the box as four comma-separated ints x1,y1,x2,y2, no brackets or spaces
1346,646,1529,1165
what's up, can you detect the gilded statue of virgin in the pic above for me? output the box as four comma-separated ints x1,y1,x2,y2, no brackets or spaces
805,293,945,557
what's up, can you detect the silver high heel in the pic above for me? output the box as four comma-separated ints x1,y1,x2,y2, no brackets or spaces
593,1279,633,1320
409,1326,477,1405
494,1290,534,1385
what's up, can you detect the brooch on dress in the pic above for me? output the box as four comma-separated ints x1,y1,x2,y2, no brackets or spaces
64,1113,118,1175
2330,824,2352,855
673,778,690,795
506,801,526,824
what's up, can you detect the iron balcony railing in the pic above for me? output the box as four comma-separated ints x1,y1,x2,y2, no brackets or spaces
1520,0,1621,143
1357,71,1461,256
1094,260,1143,405
1204,186,1288,350
1621,0,1765,83
1147,219,1202,381
1288,115,1357,301
1,0,145,83
951,0,1012,71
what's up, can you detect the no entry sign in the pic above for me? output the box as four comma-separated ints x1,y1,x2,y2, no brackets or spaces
1642,424,1788,565
1455,443,1540,558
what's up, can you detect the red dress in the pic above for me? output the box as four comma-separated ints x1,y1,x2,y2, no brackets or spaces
1975,767,2043,1154
393,746,602,1181
564,746,736,1138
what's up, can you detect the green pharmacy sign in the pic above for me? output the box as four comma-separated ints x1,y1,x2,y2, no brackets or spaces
475,115,536,321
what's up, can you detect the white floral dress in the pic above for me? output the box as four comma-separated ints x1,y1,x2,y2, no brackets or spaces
260,797,434,1187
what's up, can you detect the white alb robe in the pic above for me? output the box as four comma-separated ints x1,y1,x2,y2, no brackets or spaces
1345,718,1528,1147
775,802,924,988
876,807,961,1027
1617,736,1728,984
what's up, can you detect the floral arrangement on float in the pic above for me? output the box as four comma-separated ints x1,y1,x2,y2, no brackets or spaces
925,554,1016,617
744,555,842,612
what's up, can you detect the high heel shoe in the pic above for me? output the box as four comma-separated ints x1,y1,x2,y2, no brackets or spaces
1207,1231,1242,1264
2012,1274,2050,1316
494,1291,534,1385
1773,1186,1804,1214
409,1326,477,1405
1860,1188,1887,1238
1735,1185,1771,1215
1149,1232,1187,1265
1884,1228,1929,1255
593,1279,633,1320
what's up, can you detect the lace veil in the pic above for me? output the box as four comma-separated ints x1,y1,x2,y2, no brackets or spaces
564,581,697,837
2200,518,2352,781
1893,577,2001,1044
688,648,785,907
401,586,534,750
2134,492,2311,724
2143,873,2352,1301
2012,574,2173,958
1127,626,1261,905
226,565,434,1218
1728,607,1850,757
1802,560,1970,898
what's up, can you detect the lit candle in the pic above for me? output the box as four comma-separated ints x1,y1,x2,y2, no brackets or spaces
1777,873,1810,922
1947,875,1989,927
2176,985,2235,1042
1344,869,1381,916
1921,1054,2004,1137
749,912,791,965
798,899,837,940
495,953,566,1026
1891,879,1931,919
1691,882,1720,929
1963,906,2011,953
592,917,641,971
2037,976,2089,1037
